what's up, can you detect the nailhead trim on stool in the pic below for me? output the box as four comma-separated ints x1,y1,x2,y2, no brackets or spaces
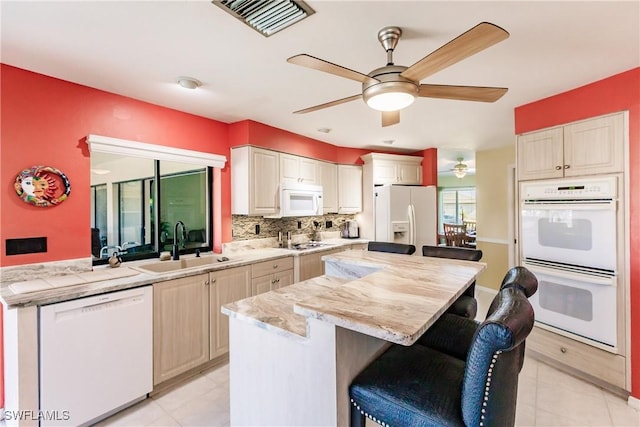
350,399,389,427
479,350,502,427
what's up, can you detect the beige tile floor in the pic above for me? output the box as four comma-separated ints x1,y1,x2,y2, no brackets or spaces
95,287,639,427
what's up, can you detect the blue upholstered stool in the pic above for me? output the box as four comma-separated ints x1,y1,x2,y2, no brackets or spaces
349,285,535,427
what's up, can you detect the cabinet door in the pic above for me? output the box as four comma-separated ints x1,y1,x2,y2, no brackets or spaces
372,161,398,185
250,148,280,215
210,266,251,359
153,274,210,385
273,269,294,290
251,275,273,296
338,165,363,214
517,127,564,180
319,161,338,213
563,113,624,177
298,252,324,282
280,153,301,183
299,157,319,184
397,162,422,185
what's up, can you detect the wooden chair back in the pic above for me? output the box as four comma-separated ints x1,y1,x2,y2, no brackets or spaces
443,223,467,247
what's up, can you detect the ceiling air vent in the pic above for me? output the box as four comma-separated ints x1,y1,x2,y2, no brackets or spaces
212,0,315,37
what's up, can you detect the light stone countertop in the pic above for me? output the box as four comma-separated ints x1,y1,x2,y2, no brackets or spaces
0,238,368,308
223,250,487,346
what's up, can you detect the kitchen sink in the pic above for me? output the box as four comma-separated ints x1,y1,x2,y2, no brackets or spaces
288,242,335,251
132,255,231,274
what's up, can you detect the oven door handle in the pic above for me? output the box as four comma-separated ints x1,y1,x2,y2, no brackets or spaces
522,201,615,211
523,263,617,287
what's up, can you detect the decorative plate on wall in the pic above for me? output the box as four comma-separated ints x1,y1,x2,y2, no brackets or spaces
14,165,71,207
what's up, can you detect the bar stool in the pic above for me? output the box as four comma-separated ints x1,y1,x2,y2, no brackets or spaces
349,284,535,427
422,245,483,319
367,241,416,255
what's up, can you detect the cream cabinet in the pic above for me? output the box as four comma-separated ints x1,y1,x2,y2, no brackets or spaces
231,146,280,216
319,160,338,213
251,256,294,295
361,153,423,185
153,274,210,385
337,165,363,214
210,266,251,359
527,326,626,390
298,248,343,282
517,113,625,181
281,153,319,184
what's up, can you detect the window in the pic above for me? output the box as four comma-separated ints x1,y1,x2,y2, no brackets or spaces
439,187,476,231
88,134,225,264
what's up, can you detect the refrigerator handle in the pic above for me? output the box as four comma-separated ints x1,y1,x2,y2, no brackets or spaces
408,204,416,246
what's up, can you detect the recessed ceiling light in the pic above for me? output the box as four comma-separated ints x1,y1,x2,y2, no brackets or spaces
91,168,110,175
177,77,201,89
317,128,332,133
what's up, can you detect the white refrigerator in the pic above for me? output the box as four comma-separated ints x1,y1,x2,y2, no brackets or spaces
374,185,437,254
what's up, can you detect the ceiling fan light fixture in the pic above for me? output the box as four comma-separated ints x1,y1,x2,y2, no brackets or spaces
453,157,468,179
364,81,417,112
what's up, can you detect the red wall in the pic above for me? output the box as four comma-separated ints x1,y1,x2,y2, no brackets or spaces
514,67,640,398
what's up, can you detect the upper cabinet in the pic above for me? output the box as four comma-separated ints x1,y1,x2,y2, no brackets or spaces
231,146,279,216
517,113,625,181
280,153,319,184
361,153,422,185
338,165,363,214
318,161,338,214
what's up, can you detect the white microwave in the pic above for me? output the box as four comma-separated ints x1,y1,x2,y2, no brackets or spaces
269,183,323,218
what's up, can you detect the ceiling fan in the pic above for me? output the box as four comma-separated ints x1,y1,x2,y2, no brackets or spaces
451,157,469,178
287,22,509,127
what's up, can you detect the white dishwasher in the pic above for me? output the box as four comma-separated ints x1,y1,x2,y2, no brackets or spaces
39,286,153,426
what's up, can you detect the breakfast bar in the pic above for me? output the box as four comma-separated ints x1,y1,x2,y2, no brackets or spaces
222,250,486,426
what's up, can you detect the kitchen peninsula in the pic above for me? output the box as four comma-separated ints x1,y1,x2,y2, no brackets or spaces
222,250,486,426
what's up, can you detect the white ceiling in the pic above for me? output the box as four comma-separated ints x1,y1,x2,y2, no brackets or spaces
2,1,639,175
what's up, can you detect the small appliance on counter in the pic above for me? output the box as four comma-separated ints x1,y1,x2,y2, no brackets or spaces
341,220,359,238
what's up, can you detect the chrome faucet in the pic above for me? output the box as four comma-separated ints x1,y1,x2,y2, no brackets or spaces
172,221,186,260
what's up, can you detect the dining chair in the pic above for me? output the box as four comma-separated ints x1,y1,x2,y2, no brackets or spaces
443,223,467,247
349,284,535,427
367,241,416,255
421,245,483,318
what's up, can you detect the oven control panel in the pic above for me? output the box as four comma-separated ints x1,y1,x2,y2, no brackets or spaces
521,176,617,200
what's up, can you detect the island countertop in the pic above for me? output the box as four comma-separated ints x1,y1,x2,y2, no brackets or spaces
223,250,486,346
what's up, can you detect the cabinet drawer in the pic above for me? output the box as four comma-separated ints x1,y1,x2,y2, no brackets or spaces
527,326,626,389
251,256,294,278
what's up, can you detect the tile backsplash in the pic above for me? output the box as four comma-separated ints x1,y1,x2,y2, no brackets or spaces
232,214,357,241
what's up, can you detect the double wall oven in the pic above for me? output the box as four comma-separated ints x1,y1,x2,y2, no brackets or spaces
520,175,621,352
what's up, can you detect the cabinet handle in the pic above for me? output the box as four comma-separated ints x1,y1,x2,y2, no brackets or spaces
564,164,570,169
555,166,562,170
211,278,216,284
275,278,280,283
560,347,567,354
273,264,278,269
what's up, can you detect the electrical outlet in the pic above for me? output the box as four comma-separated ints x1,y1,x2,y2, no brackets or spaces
297,221,302,229
255,224,260,234
325,220,332,228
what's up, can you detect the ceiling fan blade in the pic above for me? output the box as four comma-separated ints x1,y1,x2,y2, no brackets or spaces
293,94,362,114
401,22,509,82
382,110,400,127
418,84,508,102
288,54,378,85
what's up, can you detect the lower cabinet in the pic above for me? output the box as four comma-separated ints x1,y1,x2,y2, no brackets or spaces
210,266,251,359
298,248,343,282
527,326,626,390
153,266,252,385
251,256,294,295
153,274,210,385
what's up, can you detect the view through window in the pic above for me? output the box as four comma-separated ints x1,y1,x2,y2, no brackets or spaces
439,187,476,232
91,152,210,263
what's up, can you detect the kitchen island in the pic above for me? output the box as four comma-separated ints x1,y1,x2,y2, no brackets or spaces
222,250,486,426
